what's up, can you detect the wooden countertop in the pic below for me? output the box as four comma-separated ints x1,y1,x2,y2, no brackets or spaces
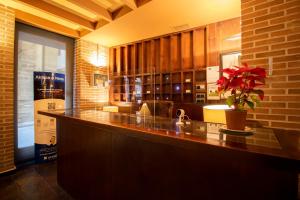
39,108,300,163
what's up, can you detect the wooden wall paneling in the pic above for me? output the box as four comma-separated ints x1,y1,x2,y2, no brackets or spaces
116,47,121,75
155,39,160,73
170,34,181,71
193,28,206,70
150,40,155,74
136,43,143,75
181,31,193,70
109,18,241,103
109,48,115,74
127,44,135,75
143,41,151,74
219,17,241,53
122,46,127,75
131,45,136,75
206,23,220,66
112,48,117,75
160,37,171,73
152,39,160,73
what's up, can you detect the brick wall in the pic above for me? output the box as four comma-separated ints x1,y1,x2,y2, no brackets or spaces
241,0,300,130
0,5,15,173
74,39,109,108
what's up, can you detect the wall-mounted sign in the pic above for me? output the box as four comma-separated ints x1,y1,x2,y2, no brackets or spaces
34,72,65,163
93,73,108,88
206,66,220,100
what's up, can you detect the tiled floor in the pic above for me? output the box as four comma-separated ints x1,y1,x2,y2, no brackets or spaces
0,162,73,200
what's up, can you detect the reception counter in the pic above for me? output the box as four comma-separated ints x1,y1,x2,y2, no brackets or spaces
39,108,300,200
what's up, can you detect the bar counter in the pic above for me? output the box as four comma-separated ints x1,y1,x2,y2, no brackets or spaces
39,108,300,200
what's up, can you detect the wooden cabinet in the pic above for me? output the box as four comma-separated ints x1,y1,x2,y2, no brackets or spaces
109,18,241,104
109,28,206,103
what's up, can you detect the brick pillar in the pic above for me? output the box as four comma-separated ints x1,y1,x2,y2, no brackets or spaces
241,0,300,130
0,4,15,173
74,39,109,108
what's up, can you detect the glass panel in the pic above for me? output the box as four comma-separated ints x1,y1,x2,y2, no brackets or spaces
17,32,66,149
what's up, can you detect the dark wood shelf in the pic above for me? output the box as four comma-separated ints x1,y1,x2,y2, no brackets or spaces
110,27,207,104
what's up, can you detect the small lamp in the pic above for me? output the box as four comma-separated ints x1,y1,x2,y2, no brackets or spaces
203,105,231,124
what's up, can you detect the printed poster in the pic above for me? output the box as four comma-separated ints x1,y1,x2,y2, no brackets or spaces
34,72,65,163
206,66,220,100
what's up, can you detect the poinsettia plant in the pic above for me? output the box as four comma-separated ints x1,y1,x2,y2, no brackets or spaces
217,63,266,110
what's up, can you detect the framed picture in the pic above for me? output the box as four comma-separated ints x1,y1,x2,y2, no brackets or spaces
93,73,108,88
207,83,220,100
220,51,241,99
220,51,241,71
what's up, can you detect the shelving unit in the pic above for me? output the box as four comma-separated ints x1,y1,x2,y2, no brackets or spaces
109,27,206,104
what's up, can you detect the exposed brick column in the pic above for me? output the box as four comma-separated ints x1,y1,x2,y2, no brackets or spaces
241,0,300,130
74,39,109,108
0,4,15,173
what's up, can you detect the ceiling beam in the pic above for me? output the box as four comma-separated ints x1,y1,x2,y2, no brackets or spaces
79,29,91,37
67,0,112,22
111,5,133,20
15,10,80,38
95,19,110,30
120,0,137,9
135,0,151,7
18,0,95,31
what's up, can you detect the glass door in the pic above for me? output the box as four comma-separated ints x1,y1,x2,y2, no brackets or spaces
15,23,74,164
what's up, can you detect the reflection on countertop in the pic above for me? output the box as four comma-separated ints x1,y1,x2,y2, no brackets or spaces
39,108,300,161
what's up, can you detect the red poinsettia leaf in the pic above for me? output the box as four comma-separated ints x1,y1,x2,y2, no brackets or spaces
247,76,266,84
250,67,266,78
249,80,255,89
217,76,229,86
229,77,243,89
240,82,247,89
217,63,267,110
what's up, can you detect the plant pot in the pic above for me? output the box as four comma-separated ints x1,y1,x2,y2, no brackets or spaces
225,109,247,130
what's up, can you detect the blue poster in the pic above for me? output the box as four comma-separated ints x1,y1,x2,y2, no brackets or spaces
33,72,65,163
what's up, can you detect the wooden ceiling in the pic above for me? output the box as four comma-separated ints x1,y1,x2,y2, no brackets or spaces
0,0,151,38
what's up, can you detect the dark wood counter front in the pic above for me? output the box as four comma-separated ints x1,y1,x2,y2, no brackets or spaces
39,108,300,200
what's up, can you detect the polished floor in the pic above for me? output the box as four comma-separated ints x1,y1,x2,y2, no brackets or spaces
0,162,73,200
1,161,299,200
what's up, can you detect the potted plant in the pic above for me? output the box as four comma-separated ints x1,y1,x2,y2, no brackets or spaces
217,63,266,130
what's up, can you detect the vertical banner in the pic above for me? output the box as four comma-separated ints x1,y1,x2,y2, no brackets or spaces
34,72,65,163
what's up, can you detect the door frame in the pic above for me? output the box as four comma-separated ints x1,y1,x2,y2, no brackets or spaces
14,22,74,165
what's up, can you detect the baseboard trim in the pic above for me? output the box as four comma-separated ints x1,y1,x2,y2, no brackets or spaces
0,166,17,176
